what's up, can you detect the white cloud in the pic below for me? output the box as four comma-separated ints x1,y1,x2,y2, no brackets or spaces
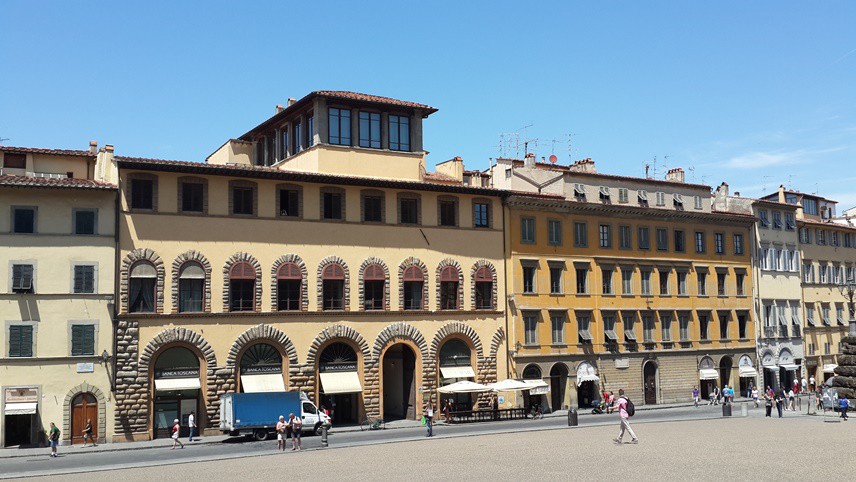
723,147,845,170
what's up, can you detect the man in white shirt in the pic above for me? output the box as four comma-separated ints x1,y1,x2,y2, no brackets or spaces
801,377,808,394
188,412,196,442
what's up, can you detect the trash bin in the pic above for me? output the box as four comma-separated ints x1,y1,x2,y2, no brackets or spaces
722,403,732,417
568,408,578,426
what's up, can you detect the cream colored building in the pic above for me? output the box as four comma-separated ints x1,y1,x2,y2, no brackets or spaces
99,91,508,441
715,184,803,391
762,187,856,386
0,144,116,447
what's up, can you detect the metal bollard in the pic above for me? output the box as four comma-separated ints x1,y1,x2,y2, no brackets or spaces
321,424,328,448
722,402,732,417
568,408,578,426
741,403,748,417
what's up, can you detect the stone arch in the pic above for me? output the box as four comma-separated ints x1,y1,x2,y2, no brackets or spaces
63,383,108,443
226,323,300,369
270,254,309,311
306,324,371,372
223,252,262,312
490,327,506,358
435,258,464,310
398,257,428,310
430,321,484,358
317,256,351,311
373,322,430,418
470,259,498,310
373,322,429,361
138,327,221,430
359,257,390,311
120,248,165,314
171,250,212,313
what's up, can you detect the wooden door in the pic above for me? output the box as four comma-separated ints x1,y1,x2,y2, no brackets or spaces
71,393,98,444
643,363,657,405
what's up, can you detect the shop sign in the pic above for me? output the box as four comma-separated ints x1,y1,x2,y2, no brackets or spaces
155,368,200,379
320,363,357,373
240,365,282,375
5,387,38,403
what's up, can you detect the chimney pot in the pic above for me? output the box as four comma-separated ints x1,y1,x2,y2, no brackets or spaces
105,144,114,153
276,104,285,114
665,167,685,183
287,98,297,107
88,140,98,153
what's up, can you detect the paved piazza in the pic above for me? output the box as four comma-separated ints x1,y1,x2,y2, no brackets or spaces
46,415,853,481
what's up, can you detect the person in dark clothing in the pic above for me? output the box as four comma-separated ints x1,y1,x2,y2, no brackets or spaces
775,388,786,418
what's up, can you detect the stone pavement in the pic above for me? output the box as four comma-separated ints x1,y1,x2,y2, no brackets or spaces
46,414,851,481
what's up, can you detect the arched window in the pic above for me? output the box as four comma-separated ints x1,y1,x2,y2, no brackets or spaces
129,262,157,313
402,266,424,310
178,262,205,313
522,364,542,380
229,262,256,312
322,263,345,310
276,263,302,311
474,266,493,310
439,265,459,310
363,263,385,310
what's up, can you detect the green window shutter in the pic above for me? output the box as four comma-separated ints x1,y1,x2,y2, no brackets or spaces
71,325,83,356
9,326,21,357
83,325,95,355
12,326,34,357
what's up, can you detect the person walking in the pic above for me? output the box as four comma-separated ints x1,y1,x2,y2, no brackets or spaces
81,418,97,447
787,389,795,411
289,413,302,451
801,377,808,394
751,386,759,408
764,391,773,417
171,418,184,449
424,401,435,437
775,388,785,418
276,415,287,451
607,391,615,414
839,396,850,420
809,376,816,392
612,389,637,444
187,411,196,442
692,386,700,408
48,422,60,457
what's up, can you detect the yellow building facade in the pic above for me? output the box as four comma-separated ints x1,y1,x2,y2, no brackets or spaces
494,159,756,409
101,92,508,441
0,145,116,447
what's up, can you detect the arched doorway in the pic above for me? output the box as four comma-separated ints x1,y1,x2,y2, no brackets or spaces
643,361,658,405
318,342,362,425
738,355,758,396
549,363,569,411
719,355,733,392
576,362,599,408
699,356,718,400
761,350,778,391
152,346,201,439
438,339,475,412
239,343,286,393
778,349,796,391
382,343,417,420
522,364,545,411
70,393,97,445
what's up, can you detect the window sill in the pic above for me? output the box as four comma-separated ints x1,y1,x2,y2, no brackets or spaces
549,343,567,348
521,292,537,296
548,293,565,297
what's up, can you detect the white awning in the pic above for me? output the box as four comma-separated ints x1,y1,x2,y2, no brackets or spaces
440,366,476,379
779,364,798,371
522,379,550,394
241,373,285,393
4,402,37,415
699,369,719,380
823,364,838,374
155,377,201,392
319,371,363,395
438,380,491,394
576,362,599,386
739,366,759,378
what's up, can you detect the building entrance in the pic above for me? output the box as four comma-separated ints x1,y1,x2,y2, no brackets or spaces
3,387,39,447
70,393,98,445
382,343,416,420
550,364,569,411
438,339,476,412
318,342,362,425
644,362,658,405
152,346,202,439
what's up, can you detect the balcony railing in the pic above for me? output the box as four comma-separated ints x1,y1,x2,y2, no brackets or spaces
778,325,789,337
764,326,778,338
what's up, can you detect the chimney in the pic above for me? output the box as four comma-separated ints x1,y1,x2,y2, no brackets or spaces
105,144,114,154
712,182,729,210
665,167,685,183
569,158,596,173
435,156,465,182
778,185,786,203
287,97,297,107
275,104,285,114
523,153,536,168
88,140,98,154
734,192,740,197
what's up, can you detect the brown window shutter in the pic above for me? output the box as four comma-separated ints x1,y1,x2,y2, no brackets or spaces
440,266,459,282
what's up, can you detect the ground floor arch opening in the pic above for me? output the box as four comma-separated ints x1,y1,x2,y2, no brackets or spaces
238,342,286,393
438,338,476,412
576,362,599,409
643,361,659,405
318,341,363,426
549,363,569,411
152,345,203,439
70,393,98,445
382,343,417,421
521,364,546,412
719,355,733,392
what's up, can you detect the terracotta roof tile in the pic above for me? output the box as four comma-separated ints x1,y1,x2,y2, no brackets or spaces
0,145,95,158
313,91,437,112
0,174,115,190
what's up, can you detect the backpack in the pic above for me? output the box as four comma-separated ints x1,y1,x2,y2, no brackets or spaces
624,397,635,417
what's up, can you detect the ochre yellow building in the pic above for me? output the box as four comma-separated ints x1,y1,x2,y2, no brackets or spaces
493,158,756,409
0,144,116,447
98,91,508,441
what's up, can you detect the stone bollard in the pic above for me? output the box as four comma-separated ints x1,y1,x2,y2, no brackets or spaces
741,403,748,417
722,402,732,417
321,424,328,448
568,408,578,426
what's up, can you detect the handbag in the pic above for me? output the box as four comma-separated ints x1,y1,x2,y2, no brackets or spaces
420,416,426,425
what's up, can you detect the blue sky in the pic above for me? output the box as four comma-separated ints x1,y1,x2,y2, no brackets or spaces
2,1,855,205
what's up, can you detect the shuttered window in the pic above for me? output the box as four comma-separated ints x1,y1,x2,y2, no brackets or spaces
9,325,33,357
11,264,34,293
71,324,95,356
73,265,96,294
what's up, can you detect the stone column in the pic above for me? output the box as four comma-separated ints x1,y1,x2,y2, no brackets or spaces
313,97,327,147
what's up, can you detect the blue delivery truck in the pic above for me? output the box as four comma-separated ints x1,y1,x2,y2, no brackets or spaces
219,391,331,441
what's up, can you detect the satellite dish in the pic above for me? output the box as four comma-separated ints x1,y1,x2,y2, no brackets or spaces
549,155,558,164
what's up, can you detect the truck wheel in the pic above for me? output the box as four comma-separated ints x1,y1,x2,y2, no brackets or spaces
314,423,323,436
253,429,269,441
